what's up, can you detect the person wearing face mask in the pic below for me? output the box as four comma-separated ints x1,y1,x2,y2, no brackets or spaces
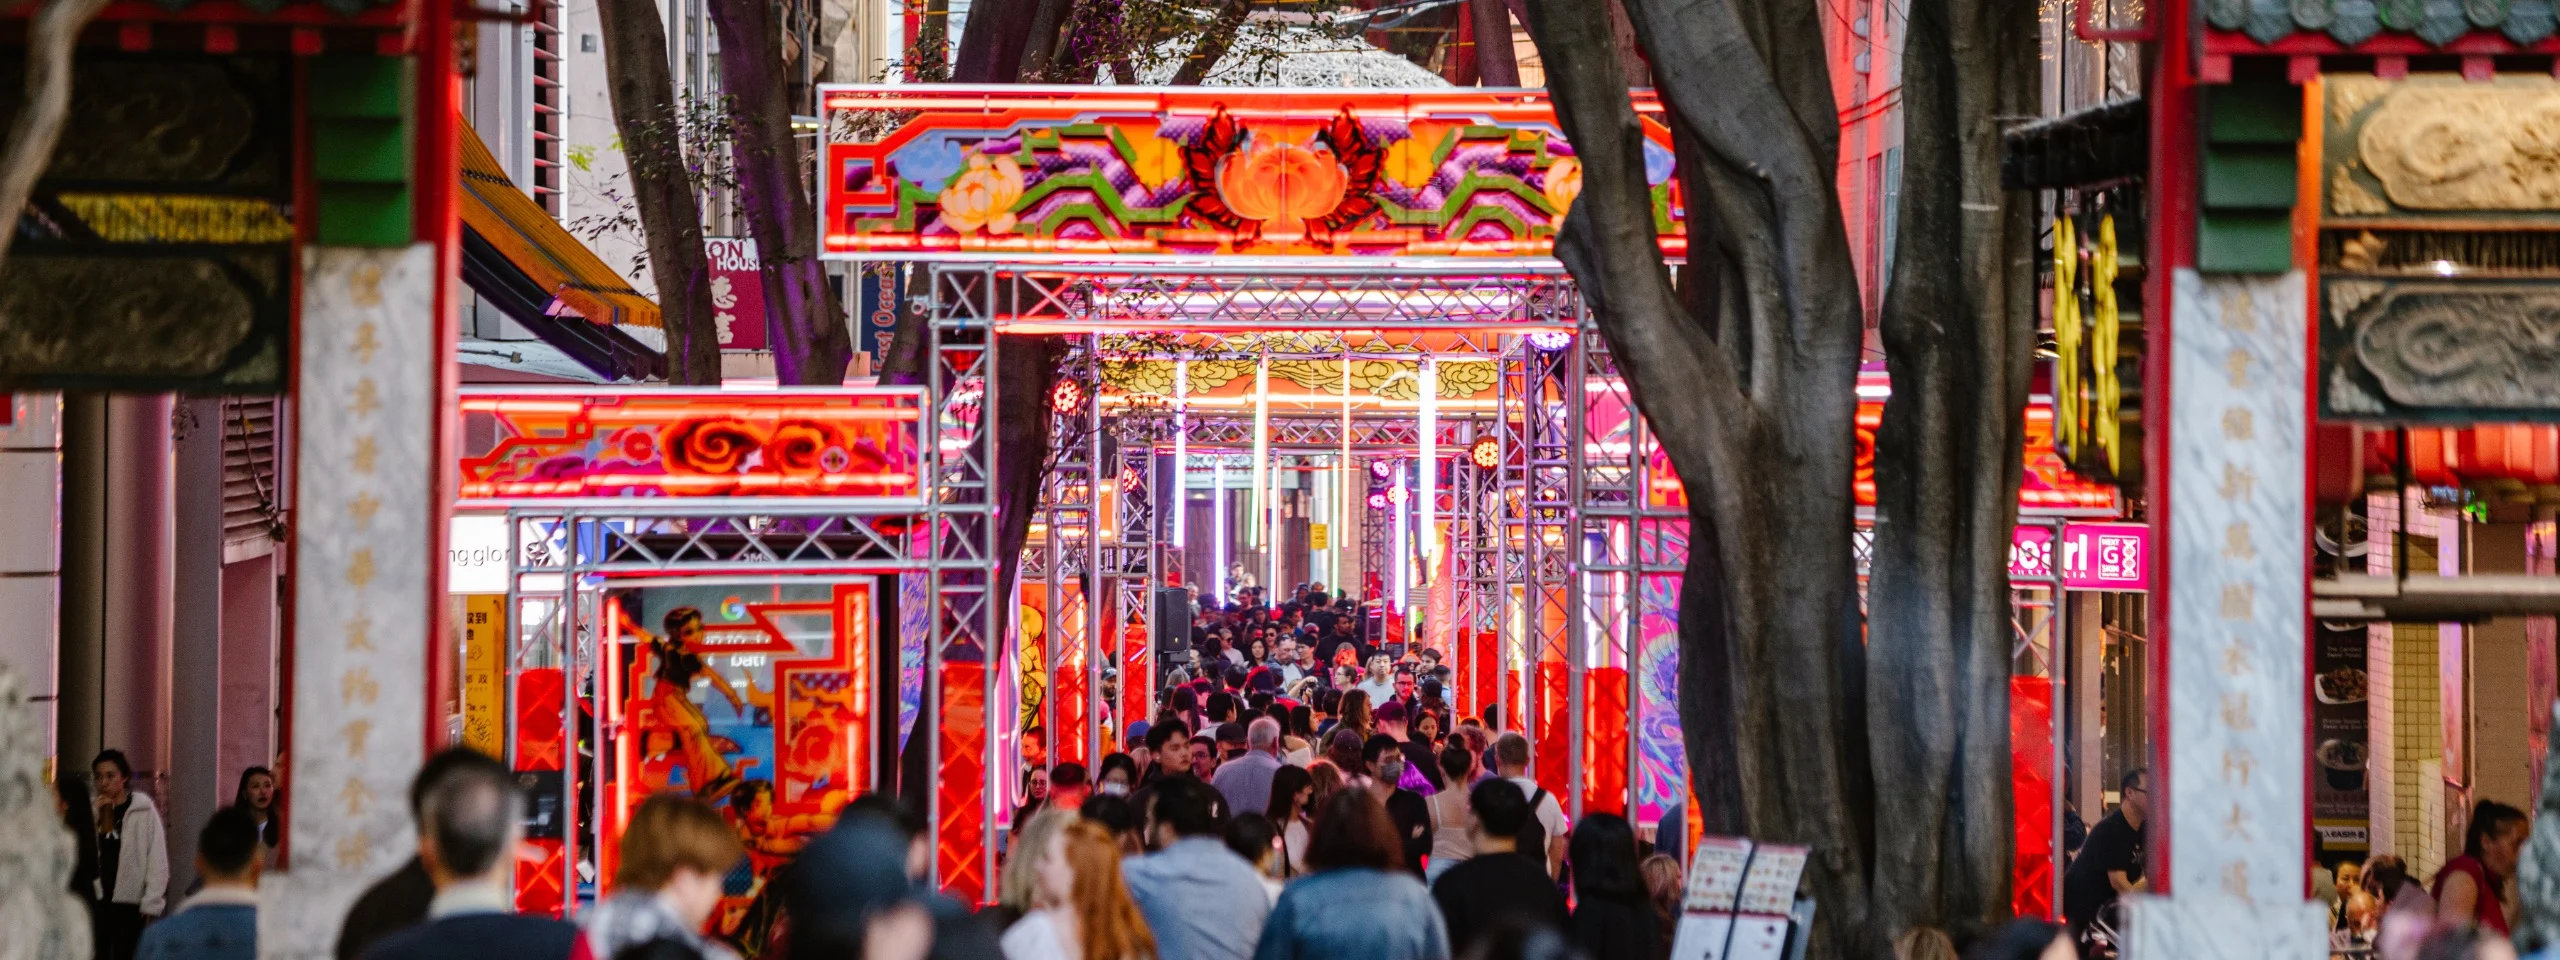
582,794,749,960
1097,755,1140,797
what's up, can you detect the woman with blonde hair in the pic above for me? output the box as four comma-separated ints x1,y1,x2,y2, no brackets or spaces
995,809,1081,931
1002,820,1158,960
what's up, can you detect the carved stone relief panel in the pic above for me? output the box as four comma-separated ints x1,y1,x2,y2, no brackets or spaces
2321,277,2560,420
2325,74,2560,219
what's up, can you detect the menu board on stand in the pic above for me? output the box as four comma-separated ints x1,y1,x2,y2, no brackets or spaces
1668,837,1814,960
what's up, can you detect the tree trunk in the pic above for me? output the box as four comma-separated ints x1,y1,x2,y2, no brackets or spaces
1524,0,1874,953
1861,0,2038,942
595,0,724,384
0,0,112,270
1469,0,1519,86
711,0,854,385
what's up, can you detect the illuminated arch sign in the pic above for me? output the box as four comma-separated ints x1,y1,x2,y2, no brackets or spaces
816,85,1686,264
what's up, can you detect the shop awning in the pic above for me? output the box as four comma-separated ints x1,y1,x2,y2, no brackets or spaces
457,121,663,381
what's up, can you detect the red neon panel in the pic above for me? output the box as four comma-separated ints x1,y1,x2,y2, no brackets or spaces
816,85,1685,264
1120,615,1151,751
1467,629,1498,719
514,668,567,772
2012,676,2056,921
1582,666,1629,817
938,662,988,904
1534,660,1569,798
515,837,565,917
458,389,926,504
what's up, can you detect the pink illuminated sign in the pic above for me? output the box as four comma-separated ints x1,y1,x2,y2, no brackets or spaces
2008,522,2149,591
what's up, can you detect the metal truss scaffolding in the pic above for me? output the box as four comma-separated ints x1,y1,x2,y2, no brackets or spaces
927,262,1689,897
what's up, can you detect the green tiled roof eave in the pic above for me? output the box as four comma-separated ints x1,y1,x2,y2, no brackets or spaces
2204,0,2560,45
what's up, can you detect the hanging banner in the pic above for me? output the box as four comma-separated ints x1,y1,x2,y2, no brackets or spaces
816,85,1684,263
705,237,770,351
857,262,902,368
462,593,506,756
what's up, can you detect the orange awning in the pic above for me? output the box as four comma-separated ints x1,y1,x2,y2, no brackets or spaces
457,121,660,328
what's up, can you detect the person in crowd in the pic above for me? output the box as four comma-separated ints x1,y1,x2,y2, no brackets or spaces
1339,691,1376,743
1267,766,1316,880
1315,618,1362,669
1388,668,1419,718
1565,814,1663,960
1489,735,1568,878
2416,925,2522,960
1325,728,1370,779
581,793,750,960
91,749,168,960
1246,638,1271,668
1224,814,1286,904
336,749,502,960
1214,718,1287,817
2061,767,2146,943
232,767,280,854
1430,780,1565,959
1354,656,1398,707
1652,799,1686,865
1453,728,1494,788
1191,732,1224,781
58,775,100,921
1423,747,1479,885
1312,690,1344,741
998,810,1083,932
135,806,261,960
1002,820,1158,960
364,749,579,960
1098,755,1140,798
1362,735,1430,875
1123,777,1270,960
1142,722,1194,785
1890,928,1958,960
1251,791,1449,960
1213,721,1251,767
1968,920,2073,960
1017,767,1055,837
1373,703,1442,793
1082,795,1146,859
1638,855,1683,939
1283,708,1316,765
1053,764,1095,812
2434,799,2529,935
1206,693,1240,732
1410,710,1445,754
1304,763,1346,823
1168,690,1202,738
785,805,984,960
1273,642,1305,687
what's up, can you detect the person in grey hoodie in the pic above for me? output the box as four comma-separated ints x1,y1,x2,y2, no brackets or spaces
92,749,169,960
1121,778,1270,960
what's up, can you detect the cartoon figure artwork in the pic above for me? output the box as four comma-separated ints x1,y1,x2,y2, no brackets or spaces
607,580,876,959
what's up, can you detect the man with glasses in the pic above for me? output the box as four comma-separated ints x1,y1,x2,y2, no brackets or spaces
2063,767,2149,944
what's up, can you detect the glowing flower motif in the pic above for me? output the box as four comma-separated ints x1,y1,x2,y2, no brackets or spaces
1383,134,1440,190
1216,138,1348,237
1127,135,1185,189
890,138,968,193
1642,138,1676,186
939,152,1026,235
1543,157,1584,220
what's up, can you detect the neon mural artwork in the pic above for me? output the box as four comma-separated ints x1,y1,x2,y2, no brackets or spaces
458,389,927,505
816,86,1685,262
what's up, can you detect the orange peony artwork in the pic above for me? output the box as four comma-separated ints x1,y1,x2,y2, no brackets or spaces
1216,137,1349,239
1542,157,1583,222
939,152,1026,235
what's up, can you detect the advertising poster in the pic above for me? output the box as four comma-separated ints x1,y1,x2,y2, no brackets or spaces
2312,619,2371,856
857,261,902,367
706,237,769,350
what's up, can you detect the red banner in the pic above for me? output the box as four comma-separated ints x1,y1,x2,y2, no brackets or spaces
938,662,988,904
2011,676,2056,921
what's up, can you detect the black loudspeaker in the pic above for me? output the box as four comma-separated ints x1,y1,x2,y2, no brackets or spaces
1154,587,1193,661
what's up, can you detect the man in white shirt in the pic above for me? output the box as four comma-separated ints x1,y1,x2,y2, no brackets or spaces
1274,640,1306,686
1491,733,1568,877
